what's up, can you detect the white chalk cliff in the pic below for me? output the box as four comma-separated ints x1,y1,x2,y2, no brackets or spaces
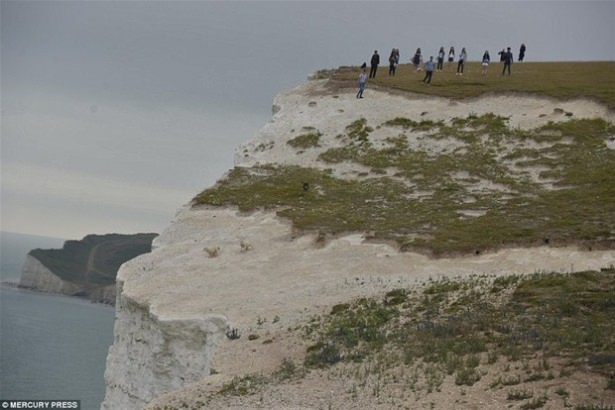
101,78,615,409
19,254,82,295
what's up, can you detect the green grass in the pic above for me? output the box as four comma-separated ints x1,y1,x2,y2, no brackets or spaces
287,131,322,149
210,268,615,404
334,62,615,109
300,268,615,401
194,113,615,255
507,388,534,400
218,374,268,396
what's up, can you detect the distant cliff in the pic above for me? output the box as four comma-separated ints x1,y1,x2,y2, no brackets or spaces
19,233,157,304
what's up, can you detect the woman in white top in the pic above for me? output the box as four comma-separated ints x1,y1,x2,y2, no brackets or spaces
481,50,490,75
456,47,467,75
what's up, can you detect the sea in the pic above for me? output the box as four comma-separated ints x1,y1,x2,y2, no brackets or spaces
0,231,115,410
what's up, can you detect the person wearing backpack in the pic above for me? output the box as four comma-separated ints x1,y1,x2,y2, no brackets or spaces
388,48,400,76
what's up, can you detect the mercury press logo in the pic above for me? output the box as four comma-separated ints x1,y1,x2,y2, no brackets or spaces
0,401,80,409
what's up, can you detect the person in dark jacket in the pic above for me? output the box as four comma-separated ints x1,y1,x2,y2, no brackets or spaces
412,48,423,71
481,50,491,75
498,48,506,62
502,47,513,75
519,43,526,62
369,50,380,78
437,46,445,71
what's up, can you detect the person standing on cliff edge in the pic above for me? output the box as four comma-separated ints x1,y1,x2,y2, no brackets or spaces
519,43,526,62
502,47,514,75
456,47,467,75
422,56,435,85
369,50,380,78
357,69,367,98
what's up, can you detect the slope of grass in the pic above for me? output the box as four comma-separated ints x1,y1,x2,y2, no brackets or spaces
210,268,615,409
304,268,615,377
194,114,615,255
299,268,615,406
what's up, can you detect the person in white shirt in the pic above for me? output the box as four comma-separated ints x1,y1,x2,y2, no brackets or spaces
422,56,436,85
456,47,467,75
357,70,367,98
481,50,491,75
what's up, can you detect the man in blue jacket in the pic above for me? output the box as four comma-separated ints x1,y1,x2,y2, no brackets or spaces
422,56,435,85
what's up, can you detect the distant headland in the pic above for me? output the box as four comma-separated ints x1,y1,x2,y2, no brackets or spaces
19,233,157,305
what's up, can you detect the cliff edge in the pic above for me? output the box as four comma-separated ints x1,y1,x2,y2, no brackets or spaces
102,76,615,409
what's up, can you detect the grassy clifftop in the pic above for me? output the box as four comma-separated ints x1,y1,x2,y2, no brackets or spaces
194,63,615,256
331,61,615,109
29,233,157,285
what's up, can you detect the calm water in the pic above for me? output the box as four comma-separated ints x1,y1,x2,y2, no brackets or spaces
0,232,115,410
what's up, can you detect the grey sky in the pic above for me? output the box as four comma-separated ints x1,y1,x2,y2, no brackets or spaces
2,0,613,239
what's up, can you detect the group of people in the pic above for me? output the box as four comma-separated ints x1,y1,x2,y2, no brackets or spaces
357,43,526,97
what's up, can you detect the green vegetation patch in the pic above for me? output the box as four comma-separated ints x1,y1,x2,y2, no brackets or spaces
207,269,615,404
511,271,615,362
383,117,444,132
218,374,268,396
194,115,615,255
305,298,397,367
287,131,322,149
303,268,615,394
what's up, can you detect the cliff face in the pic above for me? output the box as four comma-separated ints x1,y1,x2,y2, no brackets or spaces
101,78,615,409
20,233,157,304
19,254,82,295
102,278,226,409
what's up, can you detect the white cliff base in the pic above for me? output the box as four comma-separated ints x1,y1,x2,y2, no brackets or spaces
102,78,615,409
102,276,225,409
19,254,82,295
19,254,117,303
